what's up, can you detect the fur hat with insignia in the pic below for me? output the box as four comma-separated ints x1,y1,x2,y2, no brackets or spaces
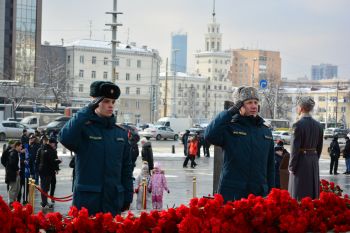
297,96,315,112
234,86,259,102
90,81,121,99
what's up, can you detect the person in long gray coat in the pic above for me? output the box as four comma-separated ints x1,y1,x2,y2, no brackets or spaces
288,97,323,200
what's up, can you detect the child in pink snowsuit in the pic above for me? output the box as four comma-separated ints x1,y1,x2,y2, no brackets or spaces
148,162,169,209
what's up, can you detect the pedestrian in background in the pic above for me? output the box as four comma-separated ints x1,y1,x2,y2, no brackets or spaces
135,161,151,210
343,136,350,174
36,137,58,208
148,162,169,210
288,96,323,200
49,138,61,206
188,136,198,168
6,141,22,206
59,81,133,215
274,145,284,188
182,130,190,157
1,140,16,192
205,86,275,202
141,137,154,174
329,136,340,175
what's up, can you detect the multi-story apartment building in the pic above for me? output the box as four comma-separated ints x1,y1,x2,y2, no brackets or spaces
311,63,338,80
229,49,281,89
0,0,42,86
159,72,232,123
64,39,161,123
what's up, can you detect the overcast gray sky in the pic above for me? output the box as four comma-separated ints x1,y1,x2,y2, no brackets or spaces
42,0,350,79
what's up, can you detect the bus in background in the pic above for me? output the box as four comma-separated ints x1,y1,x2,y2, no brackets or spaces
264,118,290,131
320,122,346,130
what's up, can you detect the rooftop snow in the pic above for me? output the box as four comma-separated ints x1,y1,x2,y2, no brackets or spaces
64,39,157,54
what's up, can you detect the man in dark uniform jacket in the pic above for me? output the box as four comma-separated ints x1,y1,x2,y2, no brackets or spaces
329,136,340,175
59,81,133,216
288,96,323,200
205,86,275,202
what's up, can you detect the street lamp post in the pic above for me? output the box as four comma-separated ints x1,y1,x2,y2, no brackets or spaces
252,58,257,87
172,49,179,117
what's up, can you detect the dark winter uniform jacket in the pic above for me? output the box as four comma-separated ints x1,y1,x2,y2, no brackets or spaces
142,141,154,172
28,142,40,176
5,150,19,184
59,106,133,216
329,139,340,158
36,144,58,176
205,111,275,202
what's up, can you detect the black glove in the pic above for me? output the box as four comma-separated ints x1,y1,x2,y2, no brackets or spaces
88,96,105,111
228,100,243,115
121,203,130,212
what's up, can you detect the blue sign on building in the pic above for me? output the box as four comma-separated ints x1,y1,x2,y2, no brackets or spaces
259,79,268,89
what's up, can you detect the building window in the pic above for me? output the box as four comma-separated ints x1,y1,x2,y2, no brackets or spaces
137,60,141,68
103,72,108,79
178,101,181,105
104,57,108,65
125,87,130,95
79,56,84,64
208,68,211,73
115,72,119,80
116,58,120,66
126,73,130,80
79,70,84,78
67,70,70,78
136,74,141,81
136,100,140,109
208,59,211,64
91,71,96,79
127,59,131,67
67,55,71,64
79,84,84,92
92,56,96,64
341,106,346,112
136,88,140,95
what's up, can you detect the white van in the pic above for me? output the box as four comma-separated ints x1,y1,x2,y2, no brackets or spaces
155,117,192,134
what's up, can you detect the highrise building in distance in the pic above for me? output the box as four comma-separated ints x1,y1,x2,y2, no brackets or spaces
171,32,187,73
0,0,42,86
311,64,338,80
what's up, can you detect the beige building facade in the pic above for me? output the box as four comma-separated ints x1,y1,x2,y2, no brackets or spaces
229,49,281,89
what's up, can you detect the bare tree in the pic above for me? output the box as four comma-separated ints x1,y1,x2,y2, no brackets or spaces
36,46,70,111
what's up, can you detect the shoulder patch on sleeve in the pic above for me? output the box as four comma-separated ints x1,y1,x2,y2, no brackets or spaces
263,121,271,128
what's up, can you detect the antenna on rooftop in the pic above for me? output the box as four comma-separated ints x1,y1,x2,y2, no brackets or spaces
212,0,216,22
89,20,92,39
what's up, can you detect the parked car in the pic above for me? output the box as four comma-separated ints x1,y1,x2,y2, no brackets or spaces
324,128,348,139
37,117,71,135
273,131,292,145
0,121,35,141
139,126,178,141
6,117,23,122
136,123,154,131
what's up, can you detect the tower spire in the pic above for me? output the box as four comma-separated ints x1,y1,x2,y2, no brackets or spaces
212,0,216,22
